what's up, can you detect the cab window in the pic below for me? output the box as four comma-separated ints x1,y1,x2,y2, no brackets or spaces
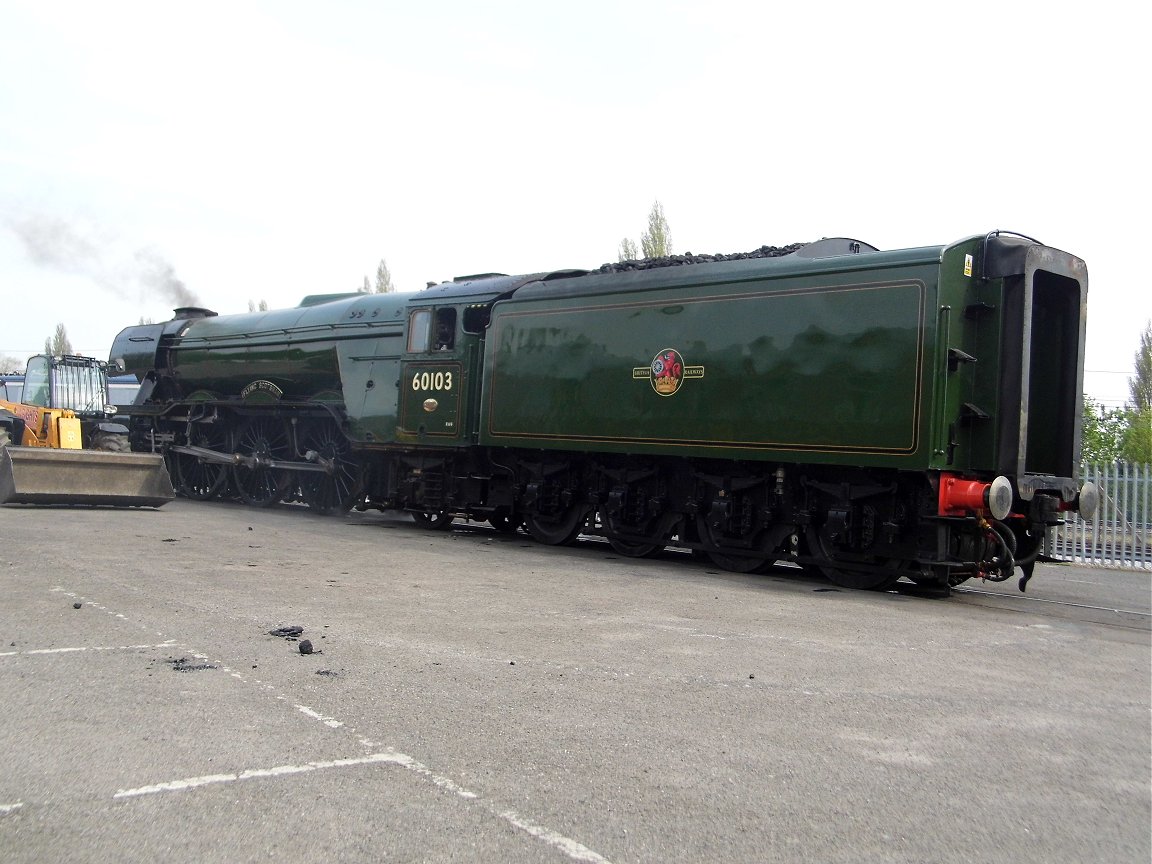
434,308,456,351
407,309,432,353
462,304,491,334
408,307,457,353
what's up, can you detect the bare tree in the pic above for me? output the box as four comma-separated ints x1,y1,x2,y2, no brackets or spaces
618,238,639,262
0,353,26,374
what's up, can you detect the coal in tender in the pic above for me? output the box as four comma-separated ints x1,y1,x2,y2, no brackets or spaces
593,243,807,274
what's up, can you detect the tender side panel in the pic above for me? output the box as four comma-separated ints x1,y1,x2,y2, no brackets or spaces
482,277,929,465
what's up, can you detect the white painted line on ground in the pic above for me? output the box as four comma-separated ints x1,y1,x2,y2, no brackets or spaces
45,586,617,863
0,802,24,815
372,748,478,800
294,704,344,728
114,752,402,798
113,751,615,863
499,809,615,864
0,642,176,657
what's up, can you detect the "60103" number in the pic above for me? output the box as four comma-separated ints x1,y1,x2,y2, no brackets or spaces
412,370,453,392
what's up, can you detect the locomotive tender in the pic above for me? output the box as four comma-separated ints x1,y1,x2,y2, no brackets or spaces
109,230,1097,592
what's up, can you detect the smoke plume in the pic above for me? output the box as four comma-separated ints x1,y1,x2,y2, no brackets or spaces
5,214,200,309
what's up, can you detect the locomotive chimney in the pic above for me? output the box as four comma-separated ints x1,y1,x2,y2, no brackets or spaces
171,307,218,320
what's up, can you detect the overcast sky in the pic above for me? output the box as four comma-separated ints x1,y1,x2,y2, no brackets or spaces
1,0,1145,405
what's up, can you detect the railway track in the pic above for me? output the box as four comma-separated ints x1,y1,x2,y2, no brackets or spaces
950,584,1151,633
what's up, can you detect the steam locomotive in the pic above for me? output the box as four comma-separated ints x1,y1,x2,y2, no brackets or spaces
109,231,1098,592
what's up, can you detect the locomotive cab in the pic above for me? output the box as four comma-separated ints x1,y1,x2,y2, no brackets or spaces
398,304,470,442
394,273,542,447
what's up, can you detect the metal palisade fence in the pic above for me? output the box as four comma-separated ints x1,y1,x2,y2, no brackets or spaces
1047,462,1151,569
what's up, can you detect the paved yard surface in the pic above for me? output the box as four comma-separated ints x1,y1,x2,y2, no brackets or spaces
1,499,1149,863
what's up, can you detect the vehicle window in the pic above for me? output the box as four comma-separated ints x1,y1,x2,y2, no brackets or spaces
407,309,432,353
434,308,456,351
51,361,107,412
462,304,490,334
23,357,50,407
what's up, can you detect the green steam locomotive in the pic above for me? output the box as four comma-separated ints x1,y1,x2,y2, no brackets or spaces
110,230,1098,592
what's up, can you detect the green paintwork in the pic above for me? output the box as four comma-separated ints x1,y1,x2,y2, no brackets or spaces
399,361,465,439
146,293,411,444
930,235,1088,477
931,238,1001,472
475,235,1088,475
168,295,406,397
110,234,1087,483
481,250,942,468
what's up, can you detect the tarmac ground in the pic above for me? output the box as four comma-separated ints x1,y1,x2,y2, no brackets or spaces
1,499,1149,863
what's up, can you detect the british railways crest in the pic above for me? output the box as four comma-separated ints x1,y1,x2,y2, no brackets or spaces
632,348,705,396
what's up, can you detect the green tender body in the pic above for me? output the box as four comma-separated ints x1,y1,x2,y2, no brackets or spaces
481,246,944,468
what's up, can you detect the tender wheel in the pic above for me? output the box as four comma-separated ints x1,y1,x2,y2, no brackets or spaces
487,511,522,534
706,550,768,573
412,511,454,530
524,503,590,546
601,506,670,559
695,514,770,573
804,527,902,591
173,422,231,501
232,416,293,506
297,419,363,515
607,537,664,558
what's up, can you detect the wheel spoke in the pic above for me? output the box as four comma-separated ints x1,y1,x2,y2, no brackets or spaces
173,422,231,501
232,417,292,506
297,419,362,514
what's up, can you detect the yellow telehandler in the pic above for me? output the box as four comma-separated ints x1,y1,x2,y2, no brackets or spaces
0,354,173,507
